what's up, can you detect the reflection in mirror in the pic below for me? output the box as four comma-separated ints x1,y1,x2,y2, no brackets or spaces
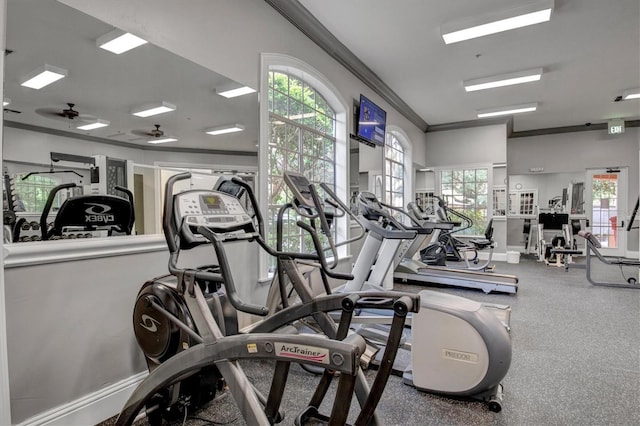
508,172,585,217
3,0,259,243
506,172,586,254
3,162,256,244
414,169,435,214
133,164,256,236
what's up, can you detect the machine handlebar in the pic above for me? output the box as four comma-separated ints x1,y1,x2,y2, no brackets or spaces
40,182,76,239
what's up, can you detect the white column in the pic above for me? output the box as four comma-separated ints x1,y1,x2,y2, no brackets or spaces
0,0,13,422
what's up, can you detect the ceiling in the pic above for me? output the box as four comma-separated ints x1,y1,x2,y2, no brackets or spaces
295,0,640,132
3,0,639,157
3,0,259,154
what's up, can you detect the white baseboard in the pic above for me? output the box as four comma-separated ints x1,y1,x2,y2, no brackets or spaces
626,250,639,259
476,251,507,262
18,371,147,426
492,253,508,262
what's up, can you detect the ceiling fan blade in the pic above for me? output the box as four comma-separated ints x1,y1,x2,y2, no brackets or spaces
35,107,66,118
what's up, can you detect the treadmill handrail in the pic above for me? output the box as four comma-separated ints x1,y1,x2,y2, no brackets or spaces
360,216,417,240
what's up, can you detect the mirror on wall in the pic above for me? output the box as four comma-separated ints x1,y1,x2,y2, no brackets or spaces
506,172,586,252
3,0,259,242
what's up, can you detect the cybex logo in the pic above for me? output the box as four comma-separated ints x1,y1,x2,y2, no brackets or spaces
139,314,161,333
85,203,115,223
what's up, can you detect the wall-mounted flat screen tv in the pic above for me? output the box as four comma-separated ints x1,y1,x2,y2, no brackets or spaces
356,94,387,147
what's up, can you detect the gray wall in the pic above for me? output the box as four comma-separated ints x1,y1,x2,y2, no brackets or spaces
4,239,262,423
507,127,640,176
423,124,507,166
0,0,10,422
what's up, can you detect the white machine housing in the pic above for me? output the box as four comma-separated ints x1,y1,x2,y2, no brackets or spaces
405,290,511,397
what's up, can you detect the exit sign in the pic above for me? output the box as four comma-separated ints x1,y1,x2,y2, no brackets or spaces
608,119,625,135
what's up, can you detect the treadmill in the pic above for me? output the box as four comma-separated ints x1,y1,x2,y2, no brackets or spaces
356,192,518,294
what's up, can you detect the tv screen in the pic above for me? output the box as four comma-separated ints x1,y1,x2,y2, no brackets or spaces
357,95,386,146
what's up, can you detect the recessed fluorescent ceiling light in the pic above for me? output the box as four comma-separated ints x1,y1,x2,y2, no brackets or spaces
215,85,256,98
3,98,10,106
97,29,148,54
442,0,554,44
622,88,640,100
205,124,245,135
20,64,67,89
131,101,176,117
477,103,538,118
464,68,543,92
148,137,178,144
77,119,110,131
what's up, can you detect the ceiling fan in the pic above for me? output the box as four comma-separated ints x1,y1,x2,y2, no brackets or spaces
131,124,164,138
35,103,95,122
129,124,177,143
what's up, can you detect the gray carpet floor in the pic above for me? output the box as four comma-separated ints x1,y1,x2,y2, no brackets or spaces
102,255,640,425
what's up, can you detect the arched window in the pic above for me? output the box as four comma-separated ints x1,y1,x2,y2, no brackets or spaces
260,55,348,275
383,128,412,219
384,132,405,210
267,71,336,261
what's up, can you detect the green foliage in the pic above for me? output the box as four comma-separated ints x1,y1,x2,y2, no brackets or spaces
593,179,616,200
441,168,489,235
267,71,338,267
13,175,60,213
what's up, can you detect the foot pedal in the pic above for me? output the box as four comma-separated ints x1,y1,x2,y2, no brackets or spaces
369,346,411,376
295,406,331,425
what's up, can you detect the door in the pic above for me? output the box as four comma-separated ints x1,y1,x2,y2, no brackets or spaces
586,168,628,256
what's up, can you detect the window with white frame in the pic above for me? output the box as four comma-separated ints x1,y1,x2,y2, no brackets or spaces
439,167,489,235
267,70,337,270
385,133,405,213
12,174,61,213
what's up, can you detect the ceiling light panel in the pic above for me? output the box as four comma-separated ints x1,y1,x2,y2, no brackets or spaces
148,137,178,144
442,0,554,44
464,68,543,92
622,88,640,100
215,85,256,98
77,119,110,131
131,101,176,117
477,102,538,118
20,64,67,89
97,29,148,54
205,124,245,135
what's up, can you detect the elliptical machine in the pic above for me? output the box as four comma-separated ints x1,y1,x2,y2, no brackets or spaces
344,191,512,411
123,172,418,425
